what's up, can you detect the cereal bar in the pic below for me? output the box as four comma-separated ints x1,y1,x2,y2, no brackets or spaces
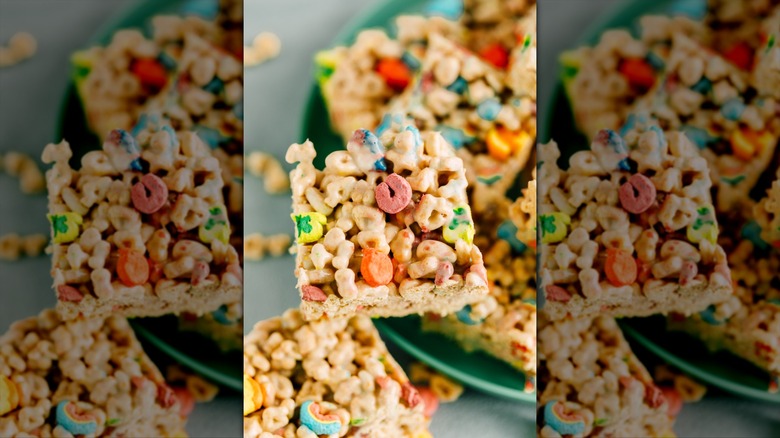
422,180,537,375
626,33,780,211
42,127,242,320
538,127,732,321
537,314,676,438
243,309,430,437
381,33,535,213
0,309,187,437
286,127,488,320
315,16,462,140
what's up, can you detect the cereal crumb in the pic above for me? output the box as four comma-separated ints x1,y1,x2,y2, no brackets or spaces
0,233,47,261
0,32,37,68
246,151,290,194
1,151,45,194
245,233,292,261
245,32,281,67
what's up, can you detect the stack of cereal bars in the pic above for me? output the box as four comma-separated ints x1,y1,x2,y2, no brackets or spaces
1,2,244,436
537,0,779,436
243,1,539,436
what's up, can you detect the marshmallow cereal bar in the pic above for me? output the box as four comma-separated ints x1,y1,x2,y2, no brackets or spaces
243,309,430,437
538,127,732,321
43,127,242,320
286,127,489,320
537,314,676,438
0,309,188,437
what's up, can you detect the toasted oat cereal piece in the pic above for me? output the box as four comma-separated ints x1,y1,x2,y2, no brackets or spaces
42,127,242,320
286,128,488,320
652,364,707,403
668,228,780,394
511,173,536,247
0,233,48,261
381,33,535,214
537,314,677,437
422,181,536,375
243,309,430,437
2,151,45,194
315,16,463,139
538,127,732,321
560,17,707,140
179,301,243,352
244,233,291,261
246,151,290,194
0,308,187,437
625,34,780,212
245,32,281,67
0,32,37,68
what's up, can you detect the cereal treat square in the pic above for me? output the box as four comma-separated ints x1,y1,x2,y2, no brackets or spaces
286,128,489,320
381,33,535,214
538,127,732,321
42,127,242,320
537,314,676,438
756,168,780,248
72,17,220,140
668,193,780,393
422,185,537,376
179,301,243,352
626,34,780,212
560,18,707,140
0,309,187,437
243,309,430,438
315,16,462,140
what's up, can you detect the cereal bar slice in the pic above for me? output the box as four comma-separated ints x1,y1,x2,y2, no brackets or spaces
668,248,780,394
243,309,430,437
72,15,221,141
538,127,732,321
537,314,677,438
626,33,780,212
422,178,537,375
0,309,187,437
42,127,242,320
286,128,489,320
381,33,535,214
315,16,463,140
560,17,707,140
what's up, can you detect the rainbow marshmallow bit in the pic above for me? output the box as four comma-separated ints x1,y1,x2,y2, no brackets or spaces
291,212,327,244
104,129,143,171
199,205,231,244
543,400,586,436
299,400,343,435
347,129,387,172
56,400,98,436
48,212,83,244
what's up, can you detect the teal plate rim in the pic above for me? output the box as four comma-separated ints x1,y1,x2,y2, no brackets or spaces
542,0,779,403
55,0,241,391
300,0,534,403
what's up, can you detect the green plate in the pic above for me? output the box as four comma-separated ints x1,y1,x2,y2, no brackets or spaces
542,0,780,403
56,0,240,391
301,0,533,403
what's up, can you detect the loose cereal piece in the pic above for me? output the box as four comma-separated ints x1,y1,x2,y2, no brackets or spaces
286,128,488,320
537,314,677,437
625,34,780,212
0,31,37,68
246,151,290,194
315,16,463,139
380,33,535,214
0,233,48,261
245,32,281,67
0,308,187,437
243,309,430,437
178,301,243,352
244,233,291,261
43,127,242,320
538,128,732,321
1,151,45,194
422,180,536,375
